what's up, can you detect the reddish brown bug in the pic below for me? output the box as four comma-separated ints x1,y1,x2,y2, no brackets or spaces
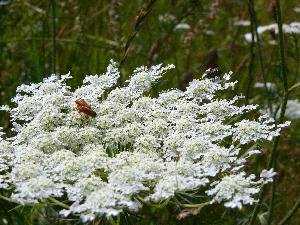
75,98,97,118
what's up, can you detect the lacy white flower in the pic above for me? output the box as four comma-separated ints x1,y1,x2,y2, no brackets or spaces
158,13,176,24
0,60,289,221
174,23,191,30
285,99,300,119
294,6,300,13
244,22,300,42
206,172,261,209
254,82,277,91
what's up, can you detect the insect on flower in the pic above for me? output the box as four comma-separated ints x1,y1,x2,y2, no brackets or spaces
75,98,97,118
205,68,222,79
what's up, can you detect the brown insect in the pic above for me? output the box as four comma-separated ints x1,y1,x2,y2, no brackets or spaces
75,98,97,118
205,68,222,79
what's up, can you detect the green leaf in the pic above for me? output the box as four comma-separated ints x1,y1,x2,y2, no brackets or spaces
181,201,210,209
288,82,300,93
258,211,269,225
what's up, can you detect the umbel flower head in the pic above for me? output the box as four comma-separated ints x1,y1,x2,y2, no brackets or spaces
0,60,289,221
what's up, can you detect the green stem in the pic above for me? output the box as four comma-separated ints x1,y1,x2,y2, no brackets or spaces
248,185,266,225
249,0,289,223
249,0,273,114
48,197,70,209
267,0,289,224
136,196,170,209
275,0,288,91
0,194,18,204
51,0,56,75
119,0,157,67
181,202,210,208
278,196,300,225
248,93,288,225
245,0,256,104
292,35,299,84
0,37,117,49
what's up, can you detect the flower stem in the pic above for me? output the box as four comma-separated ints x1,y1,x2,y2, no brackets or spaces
248,0,289,224
292,35,299,84
48,197,70,209
248,0,273,114
245,0,256,104
181,202,210,208
0,194,18,203
51,0,56,75
119,0,157,67
267,0,289,223
278,196,300,225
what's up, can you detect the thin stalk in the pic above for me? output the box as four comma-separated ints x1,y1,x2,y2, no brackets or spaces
245,0,256,104
0,194,18,203
0,194,34,207
275,0,288,91
249,0,289,224
119,0,157,66
248,185,266,225
248,93,288,225
48,197,69,209
181,202,210,208
292,35,299,84
0,37,117,49
266,97,287,225
51,0,56,75
278,196,300,225
267,0,289,223
248,0,273,114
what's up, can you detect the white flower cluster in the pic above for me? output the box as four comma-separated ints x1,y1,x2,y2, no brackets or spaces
294,6,300,13
254,83,300,120
285,99,300,120
0,61,289,221
244,22,300,43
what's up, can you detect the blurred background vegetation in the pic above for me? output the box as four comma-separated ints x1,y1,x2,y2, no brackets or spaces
0,0,299,224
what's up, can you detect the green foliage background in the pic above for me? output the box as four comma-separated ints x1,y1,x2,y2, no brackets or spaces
0,0,299,224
